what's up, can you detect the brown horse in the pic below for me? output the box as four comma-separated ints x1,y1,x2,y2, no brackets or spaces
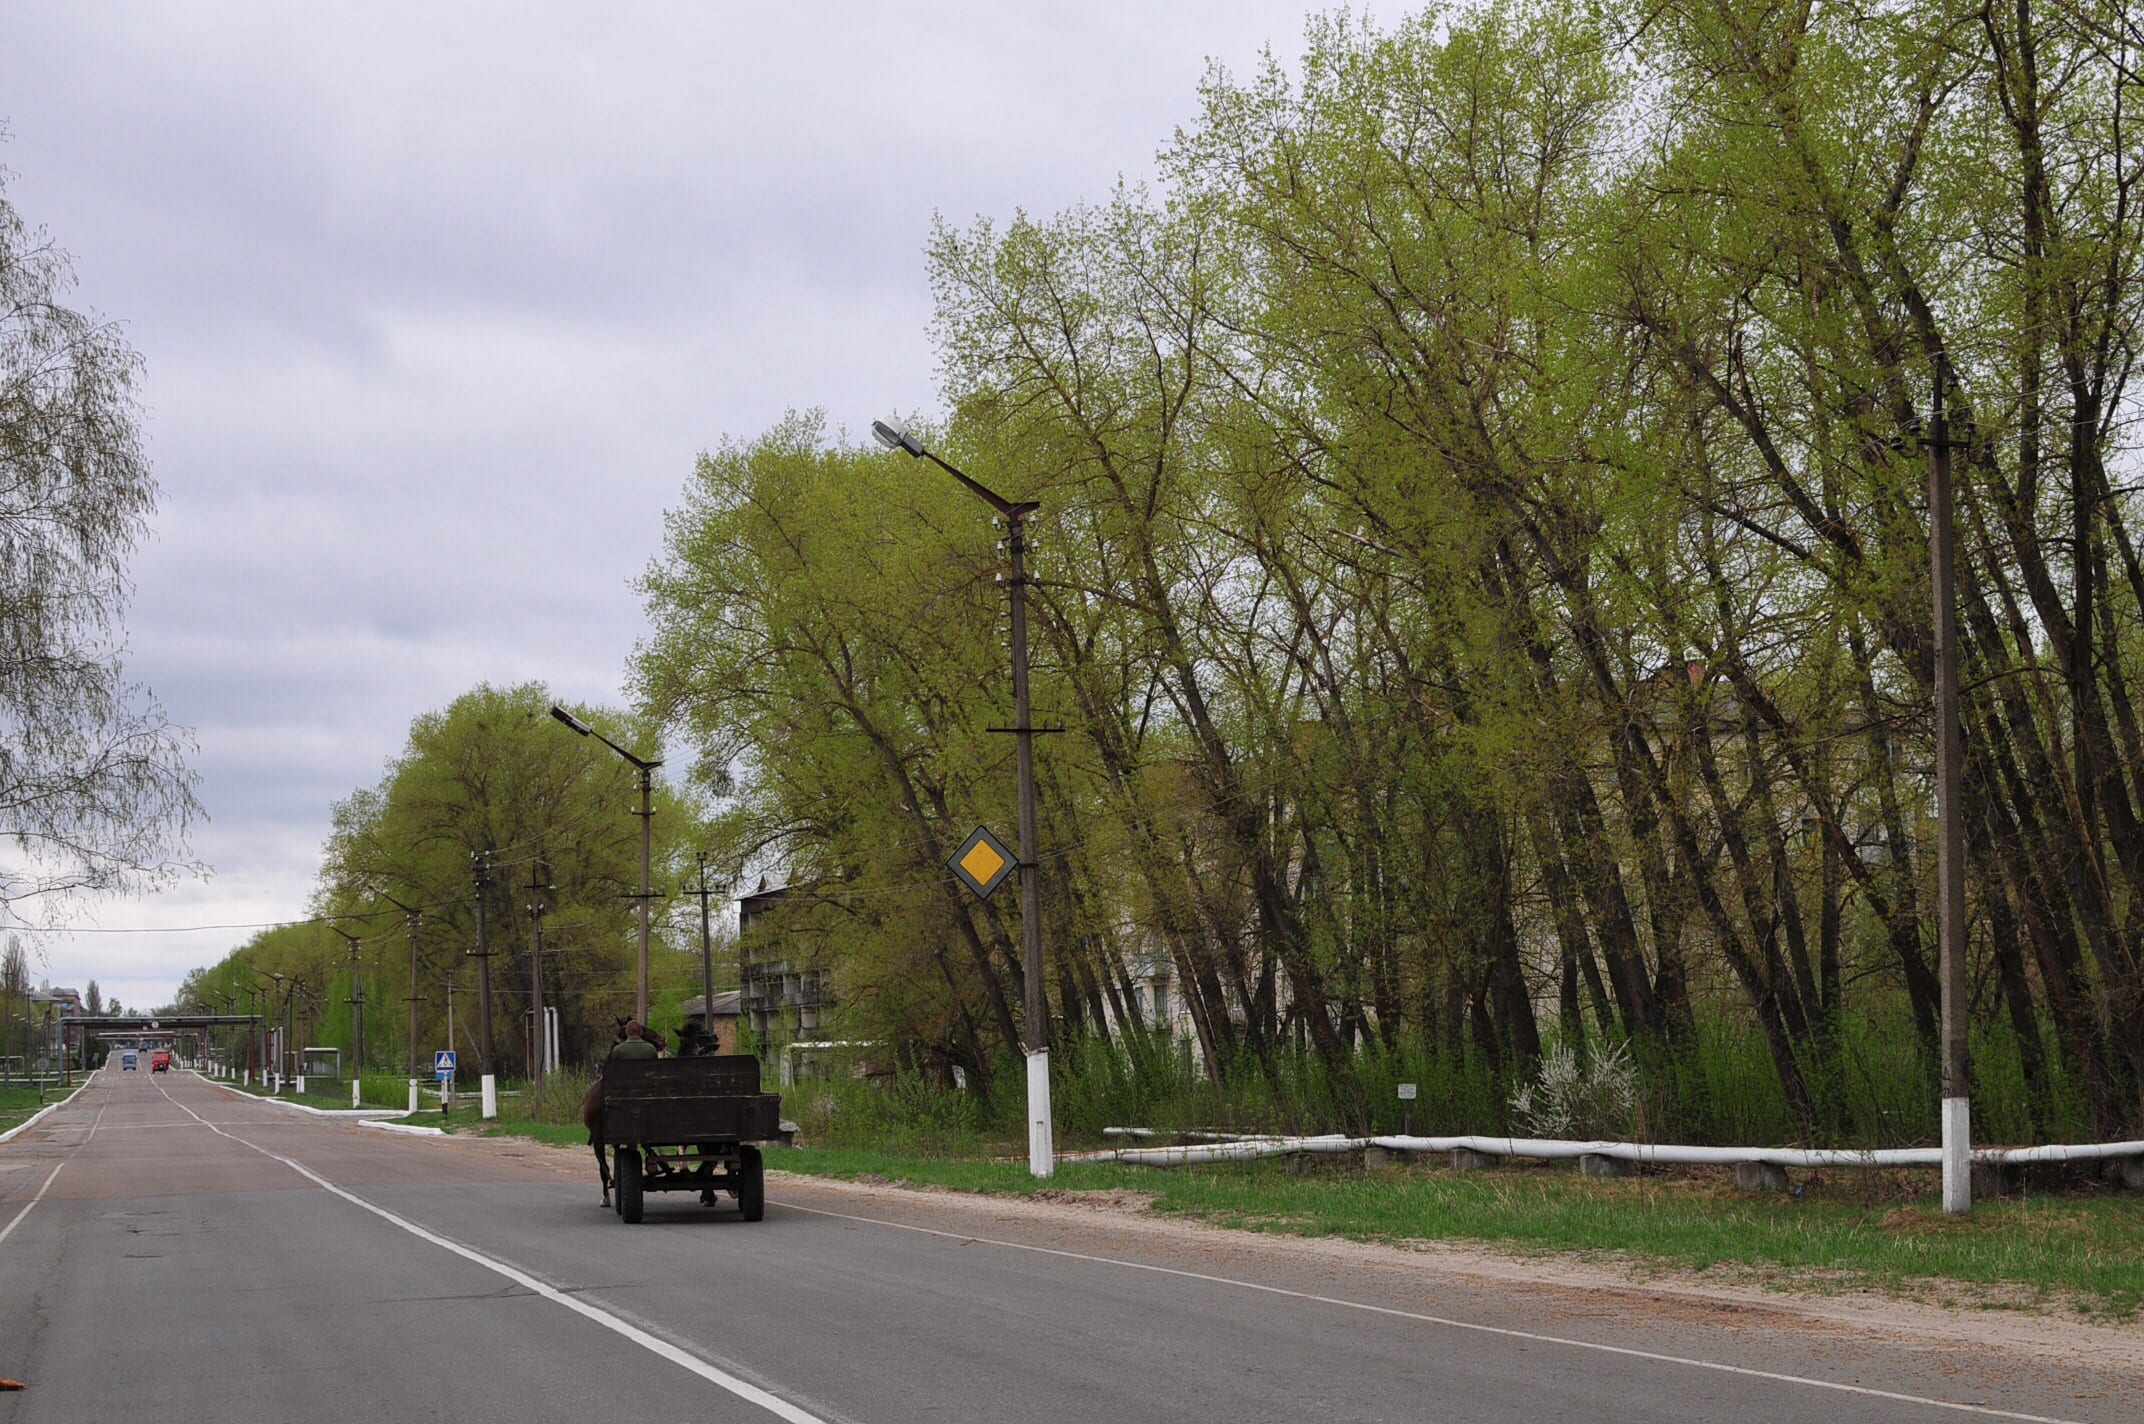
582,1019,668,1207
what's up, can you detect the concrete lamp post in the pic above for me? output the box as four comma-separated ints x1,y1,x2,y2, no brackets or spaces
328,925,365,1078
871,418,1055,1179
549,705,662,1024
380,893,426,1112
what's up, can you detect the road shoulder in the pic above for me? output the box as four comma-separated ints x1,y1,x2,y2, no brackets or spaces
414,1125,2144,1378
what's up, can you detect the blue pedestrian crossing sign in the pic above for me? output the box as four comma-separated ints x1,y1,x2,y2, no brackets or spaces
434,1050,457,1080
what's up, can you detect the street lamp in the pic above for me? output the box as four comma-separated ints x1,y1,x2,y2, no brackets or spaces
215,992,237,1077
329,925,365,1077
525,870,553,1088
1927,363,1971,1214
550,705,662,1023
871,418,1055,1178
254,971,295,1086
296,983,320,1071
381,893,425,1082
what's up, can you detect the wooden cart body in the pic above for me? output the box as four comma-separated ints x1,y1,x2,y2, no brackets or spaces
599,1054,781,1223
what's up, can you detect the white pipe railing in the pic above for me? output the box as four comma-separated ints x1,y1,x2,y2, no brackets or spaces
1367,1134,2144,1167
1069,1134,1366,1165
1080,1128,2144,1170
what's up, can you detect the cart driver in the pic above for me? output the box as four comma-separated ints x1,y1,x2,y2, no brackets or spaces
609,1019,660,1061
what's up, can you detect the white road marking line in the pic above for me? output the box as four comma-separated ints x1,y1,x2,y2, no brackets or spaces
0,1161,66,1251
151,1081,830,1424
777,1199,2089,1424
0,1071,113,1246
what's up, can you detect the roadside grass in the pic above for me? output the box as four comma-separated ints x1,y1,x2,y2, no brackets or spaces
212,1076,377,1113
0,1080,66,1133
432,1082,2144,1320
768,1145,2144,1320
430,1068,592,1141
447,1116,589,1149
426,1069,594,1148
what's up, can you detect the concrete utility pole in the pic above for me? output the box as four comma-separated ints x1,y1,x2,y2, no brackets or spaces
280,978,299,1087
872,419,1055,1177
1930,362,1972,1215
689,851,717,1045
526,864,551,1087
635,767,654,1024
1006,509,1047,1063
471,850,496,1084
331,926,364,1077
246,986,262,1081
382,894,424,1080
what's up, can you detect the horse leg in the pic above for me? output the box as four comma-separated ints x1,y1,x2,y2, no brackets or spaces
581,1077,610,1207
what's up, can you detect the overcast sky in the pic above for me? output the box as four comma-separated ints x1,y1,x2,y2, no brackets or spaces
1,2,1377,1010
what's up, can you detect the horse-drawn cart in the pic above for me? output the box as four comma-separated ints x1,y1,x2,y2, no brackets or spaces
598,1055,782,1224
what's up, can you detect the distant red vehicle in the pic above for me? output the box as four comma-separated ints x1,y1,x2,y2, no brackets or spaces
151,1051,172,1073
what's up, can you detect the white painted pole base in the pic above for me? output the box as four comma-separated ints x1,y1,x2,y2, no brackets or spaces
407,1079,420,1113
296,1074,306,1096
1027,1049,1054,1179
242,1069,250,1086
352,1079,362,1108
1942,1095,1972,1215
480,1073,498,1120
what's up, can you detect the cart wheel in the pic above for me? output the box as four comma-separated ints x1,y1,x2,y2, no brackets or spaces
737,1144,764,1222
617,1148,644,1224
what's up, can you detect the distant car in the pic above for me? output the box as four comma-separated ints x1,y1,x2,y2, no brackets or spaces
121,1051,139,1071
151,1051,172,1073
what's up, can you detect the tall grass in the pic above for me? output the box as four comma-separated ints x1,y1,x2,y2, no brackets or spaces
357,1071,414,1108
780,1009,2093,1155
519,1067,597,1125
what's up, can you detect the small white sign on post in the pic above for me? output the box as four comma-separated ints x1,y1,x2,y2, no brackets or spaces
1396,1083,1418,1101
1397,1082,1417,1137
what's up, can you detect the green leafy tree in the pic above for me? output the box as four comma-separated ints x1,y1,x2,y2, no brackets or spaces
637,0,2144,1142
315,682,701,1076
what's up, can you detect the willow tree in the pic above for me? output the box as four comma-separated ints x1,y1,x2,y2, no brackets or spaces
637,417,1078,1085
0,164,199,926
637,0,2144,1141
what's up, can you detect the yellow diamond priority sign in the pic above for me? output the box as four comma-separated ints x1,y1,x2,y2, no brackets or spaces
949,824,1017,900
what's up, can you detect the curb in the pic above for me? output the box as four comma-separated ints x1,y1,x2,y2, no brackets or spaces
360,1119,447,1137
0,1073,92,1146
197,1073,412,1120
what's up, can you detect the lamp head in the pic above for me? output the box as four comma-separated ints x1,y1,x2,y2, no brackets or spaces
550,705,592,736
872,419,926,458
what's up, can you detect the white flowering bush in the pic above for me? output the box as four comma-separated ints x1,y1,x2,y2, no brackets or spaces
1509,1040,1637,1141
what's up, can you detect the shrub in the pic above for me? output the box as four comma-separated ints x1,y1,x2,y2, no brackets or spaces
1509,1040,1637,1141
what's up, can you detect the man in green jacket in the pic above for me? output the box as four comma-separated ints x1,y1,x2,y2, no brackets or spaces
609,1020,660,1061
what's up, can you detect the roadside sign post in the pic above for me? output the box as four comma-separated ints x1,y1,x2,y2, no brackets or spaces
1397,1082,1417,1138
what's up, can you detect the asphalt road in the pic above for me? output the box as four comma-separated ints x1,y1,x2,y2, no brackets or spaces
0,1067,2134,1423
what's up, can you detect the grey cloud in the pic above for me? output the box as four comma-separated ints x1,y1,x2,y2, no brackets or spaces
1,0,1376,1007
